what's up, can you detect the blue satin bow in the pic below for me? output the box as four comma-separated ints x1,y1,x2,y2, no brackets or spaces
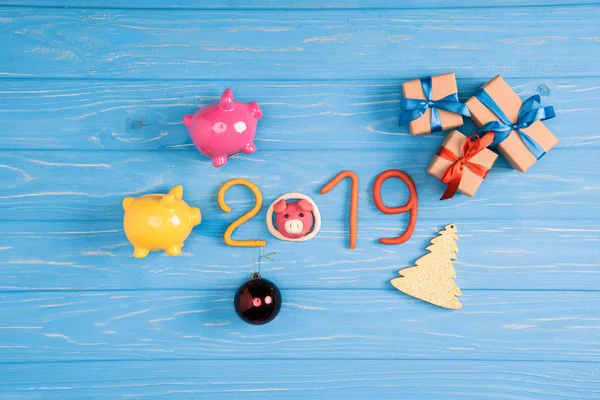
475,89,555,160
399,76,471,132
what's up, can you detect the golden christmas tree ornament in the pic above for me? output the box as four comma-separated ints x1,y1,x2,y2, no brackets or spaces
390,224,462,310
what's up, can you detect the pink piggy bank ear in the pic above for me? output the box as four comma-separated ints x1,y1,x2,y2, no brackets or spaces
219,88,235,111
248,102,262,119
297,199,314,212
273,199,287,213
183,114,193,128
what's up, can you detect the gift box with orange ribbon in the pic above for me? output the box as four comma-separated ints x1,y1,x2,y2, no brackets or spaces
427,130,498,200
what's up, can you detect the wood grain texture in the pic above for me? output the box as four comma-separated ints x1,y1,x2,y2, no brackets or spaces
0,289,598,362
1,1,599,398
3,0,600,9
0,219,599,291
0,78,595,151
0,149,597,221
1,359,599,400
2,7,600,79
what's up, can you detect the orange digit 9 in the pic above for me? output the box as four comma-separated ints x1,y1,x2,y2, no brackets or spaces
372,169,418,245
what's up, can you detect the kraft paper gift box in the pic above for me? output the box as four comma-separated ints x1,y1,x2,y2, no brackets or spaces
400,72,470,135
427,130,498,200
465,75,559,173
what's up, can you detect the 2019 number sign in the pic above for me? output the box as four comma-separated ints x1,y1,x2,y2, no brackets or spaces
218,169,418,249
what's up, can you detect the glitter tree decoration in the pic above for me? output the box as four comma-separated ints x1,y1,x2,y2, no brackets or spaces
390,224,462,309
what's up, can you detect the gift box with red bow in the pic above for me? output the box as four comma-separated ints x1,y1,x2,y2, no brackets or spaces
427,130,498,200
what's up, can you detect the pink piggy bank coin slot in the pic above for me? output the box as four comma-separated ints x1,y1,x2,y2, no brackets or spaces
183,88,262,168
266,193,322,242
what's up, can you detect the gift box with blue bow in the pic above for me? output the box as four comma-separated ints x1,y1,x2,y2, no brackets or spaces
466,75,559,173
400,73,471,135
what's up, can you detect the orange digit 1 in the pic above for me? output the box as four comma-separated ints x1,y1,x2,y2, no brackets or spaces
373,169,418,245
320,171,359,249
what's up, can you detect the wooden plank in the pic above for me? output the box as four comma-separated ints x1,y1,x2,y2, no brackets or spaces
1,7,600,79
0,289,597,362
2,0,600,9
1,359,598,399
0,149,597,221
0,219,598,291
0,78,594,151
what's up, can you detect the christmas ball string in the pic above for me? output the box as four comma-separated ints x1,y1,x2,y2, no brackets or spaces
235,247,282,325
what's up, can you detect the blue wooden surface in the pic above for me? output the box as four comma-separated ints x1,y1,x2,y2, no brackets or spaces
0,1,599,399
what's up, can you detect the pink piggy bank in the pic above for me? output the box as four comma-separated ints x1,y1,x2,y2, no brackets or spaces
273,199,315,239
183,89,262,167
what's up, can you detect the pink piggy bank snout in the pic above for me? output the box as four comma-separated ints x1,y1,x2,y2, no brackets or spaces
183,89,262,168
274,199,315,239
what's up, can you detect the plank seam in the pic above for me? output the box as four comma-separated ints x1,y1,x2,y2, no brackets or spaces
0,288,597,293
0,358,598,365
1,3,600,11
3,76,600,82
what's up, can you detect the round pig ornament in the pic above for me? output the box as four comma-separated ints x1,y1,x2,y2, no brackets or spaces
266,193,322,242
183,88,262,168
122,185,201,258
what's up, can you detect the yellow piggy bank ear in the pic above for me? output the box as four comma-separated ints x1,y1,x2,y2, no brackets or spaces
160,193,177,209
169,185,184,199
122,197,135,210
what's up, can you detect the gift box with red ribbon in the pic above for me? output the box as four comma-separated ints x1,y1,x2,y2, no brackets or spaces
427,130,498,200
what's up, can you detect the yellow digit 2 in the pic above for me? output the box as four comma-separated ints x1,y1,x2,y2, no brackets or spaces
218,178,267,247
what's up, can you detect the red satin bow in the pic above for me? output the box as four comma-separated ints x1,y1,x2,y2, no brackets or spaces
438,133,494,200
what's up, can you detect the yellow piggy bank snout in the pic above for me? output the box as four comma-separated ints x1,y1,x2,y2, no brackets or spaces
123,185,201,259
189,207,202,225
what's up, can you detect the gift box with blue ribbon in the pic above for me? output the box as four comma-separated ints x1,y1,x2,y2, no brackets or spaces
466,75,559,173
400,73,471,135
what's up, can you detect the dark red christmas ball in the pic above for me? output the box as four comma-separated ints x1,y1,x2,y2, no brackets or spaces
234,276,281,325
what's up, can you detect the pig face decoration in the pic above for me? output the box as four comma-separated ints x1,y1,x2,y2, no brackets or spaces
183,88,262,168
266,193,322,242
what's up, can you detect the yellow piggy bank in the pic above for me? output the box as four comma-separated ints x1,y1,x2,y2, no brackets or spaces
122,185,201,258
